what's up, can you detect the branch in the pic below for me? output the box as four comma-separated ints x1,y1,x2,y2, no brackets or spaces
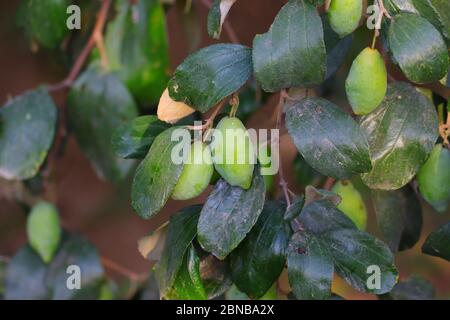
47,0,112,91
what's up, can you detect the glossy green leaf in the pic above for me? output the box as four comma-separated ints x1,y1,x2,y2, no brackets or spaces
111,115,171,159
168,44,252,113
207,0,237,39
385,0,418,16
360,82,439,190
372,186,422,252
284,195,305,221
131,127,185,219
155,205,201,297
104,0,170,104
165,245,207,300
200,254,233,299
389,275,435,300
412,0,450,45
388,13,448,84
292,154,325,187
27,202,62,264
422,222,450,261
68,67,139,182
17,0,69,49
287,231,334,300
285,97,372,179
5,246,50,300
46,234,104,300
0,88,57,180
230,201,290,299
253,0,326,92
197,170,266,259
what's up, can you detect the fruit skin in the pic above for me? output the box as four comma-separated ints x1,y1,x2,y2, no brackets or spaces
211,116,255,189
328,0,362,37
26,202,61,263
172,142,214,200
417,144,450,213
346,48,387,115
332,180,367,230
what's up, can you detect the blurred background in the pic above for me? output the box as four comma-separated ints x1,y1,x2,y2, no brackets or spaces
0,0,449,299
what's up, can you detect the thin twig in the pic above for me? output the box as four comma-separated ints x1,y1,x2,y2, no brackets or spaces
323,177,336,191
187,99,227,131
47,0,112,91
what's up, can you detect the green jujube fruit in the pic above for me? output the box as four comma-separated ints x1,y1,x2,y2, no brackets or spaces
211,116,255,189
346,48,387,115
328,0,362,37
172,141,214,200
26,202,61,263
332,180,367,230
417,144,450,213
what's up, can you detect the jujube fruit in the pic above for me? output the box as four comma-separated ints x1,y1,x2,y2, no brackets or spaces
328,0,363,37
172,141,214,200
332,180,368,230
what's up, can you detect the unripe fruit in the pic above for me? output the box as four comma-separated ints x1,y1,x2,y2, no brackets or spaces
417,144,450,213
332,180,367,230
346,47,387,115
328,0,362,37
172,141,214,200
211,116,255,189
27,201,61,263
258,144,276,193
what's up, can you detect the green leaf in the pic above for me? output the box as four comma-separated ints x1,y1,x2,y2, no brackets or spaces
230,201,290,299
372,185,422,252
292,154,325,187
155,205,201,297
198,170,266,259
422,222,450,261
131,127,185,219
68,67,139,182
385,0,418,16
111,115,171,159
0,88,57,180
412,0,450,45
388,13,448,84
200,255,233,300
104,0,170,104
296,200,398,295
360,82,439,190
46,234,104,300
166,245,207,300
207,0,237,39
27,202,62,264
389,275,435,300
17,0,69,49
285,97,372,179
5,246,50,300
287,231,334,300
284,195,305,221
252,0,326,92
168,44,253,113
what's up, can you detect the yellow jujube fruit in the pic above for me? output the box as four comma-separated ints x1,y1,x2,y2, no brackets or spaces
328,0,363,37
345,47,387,115
172,141,214,200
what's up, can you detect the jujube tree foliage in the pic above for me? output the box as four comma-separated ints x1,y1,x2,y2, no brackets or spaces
0,0,449,300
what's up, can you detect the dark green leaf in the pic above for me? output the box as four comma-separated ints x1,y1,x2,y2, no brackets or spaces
207,0,237,40
17,0,69,49
360,82,439,190
46,234,104,300
198,170,266,259
230,201,290,299
155,205,201,297
422,222,450,261
68,67,139,182
199,254,233,299
104,0,170,104
111,115,171,159
389,275,435,300
372,185,422,252
388,13,448,83
385,0,418,16
412,0,450,45
284,195,305,221
285,97,372,179
0,88,57,180
324,228,398,294
131,127,185,219
139,271,160,300
292,154,325,187
5,246,50,300
253,0,326,92
166,245,207,300
168,44,252,113
322,15,354,80
287,231,334,300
